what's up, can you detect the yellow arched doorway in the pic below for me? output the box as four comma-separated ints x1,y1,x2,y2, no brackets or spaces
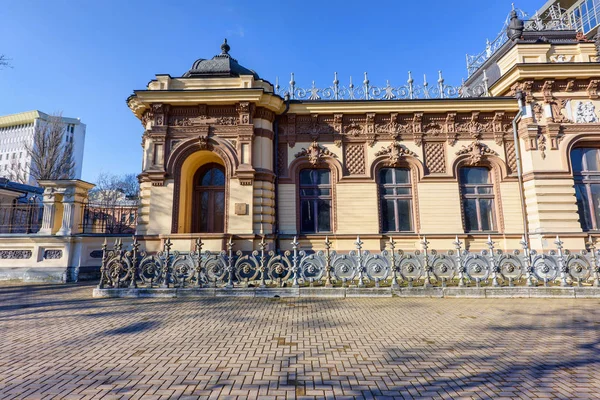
177,151,226,233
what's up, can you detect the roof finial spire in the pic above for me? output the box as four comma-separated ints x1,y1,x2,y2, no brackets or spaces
221,38,230,55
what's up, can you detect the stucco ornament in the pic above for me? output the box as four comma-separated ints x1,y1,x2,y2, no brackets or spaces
455,140,498,165
575,101,599,123
375,142,417,166
294,141,336,166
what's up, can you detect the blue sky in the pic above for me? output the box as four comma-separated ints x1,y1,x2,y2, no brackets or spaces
0,0,541,182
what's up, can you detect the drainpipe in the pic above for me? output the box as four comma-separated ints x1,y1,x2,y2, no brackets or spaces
513,90,529,244
273,93,290,252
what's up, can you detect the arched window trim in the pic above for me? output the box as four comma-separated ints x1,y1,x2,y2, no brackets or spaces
287,154,341,235
376,166,418,234
453,154,505,234
371,156,422,234
298,167,333,234
458,165,499,233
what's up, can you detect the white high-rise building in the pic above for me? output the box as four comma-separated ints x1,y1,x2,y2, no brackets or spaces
0,111,86,185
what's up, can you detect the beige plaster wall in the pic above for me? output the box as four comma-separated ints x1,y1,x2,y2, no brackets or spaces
335,182,379,234
417,182,464,234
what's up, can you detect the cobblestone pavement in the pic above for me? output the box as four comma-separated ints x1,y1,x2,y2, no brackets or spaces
1,283,600,399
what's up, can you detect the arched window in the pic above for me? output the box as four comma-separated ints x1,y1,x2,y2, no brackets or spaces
299,169,331,233
571,147,600,230
459,167,496,232
192,164,225,233
379,168,413,232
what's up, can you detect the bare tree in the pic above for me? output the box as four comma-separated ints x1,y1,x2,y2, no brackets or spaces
0,54,11,69
7,157,28,184
26,113,75,184
90,172,140,207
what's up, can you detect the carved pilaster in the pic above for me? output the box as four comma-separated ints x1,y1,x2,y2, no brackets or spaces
236,102,254,125
545,123,562,150
57,190,75,236
412,112,423,146
287,114,296,147
492,112,505,145
39,188,56,235
445,113,457,145
587,80,599,99
365,113,377,146
521,124,540,151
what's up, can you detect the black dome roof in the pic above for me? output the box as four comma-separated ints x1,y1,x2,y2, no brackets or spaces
183,39,259,79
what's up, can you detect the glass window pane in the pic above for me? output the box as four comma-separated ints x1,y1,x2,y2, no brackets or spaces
214,192,225,214
584,148,600,172
300,170,313,185
396,187,411,196
381,186,395,196
318,188,331,197
300,188,317,196
591,184,600,230
460,167,490,184
200,192,209,231
381,199,396,232
201,170,212,186
479,199,494,231
395,168,411,184
212,169,225,186
397,199,412,232
379,168,393,184
301,200,315,233
317,170,330,185
317,200,331,232
575,184,592,229
464,186,476,194
214,192,225,232
477,186,494,195
463,199,479,232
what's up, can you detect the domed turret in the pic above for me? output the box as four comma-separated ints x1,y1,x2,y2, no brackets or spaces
183,39,260,79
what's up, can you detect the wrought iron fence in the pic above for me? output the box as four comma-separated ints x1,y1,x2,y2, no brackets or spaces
0,203,43,234
81,203,138,234
98,235,600,289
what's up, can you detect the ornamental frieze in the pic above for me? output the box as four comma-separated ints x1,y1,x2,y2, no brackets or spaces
295,141,337,166
44,250,63,260
375,141,417,166
455,140,499,166
279,111,515,147
0,250,32,259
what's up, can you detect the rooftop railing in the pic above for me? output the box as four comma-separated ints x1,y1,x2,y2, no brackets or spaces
466,5,573,77
274,71,490,101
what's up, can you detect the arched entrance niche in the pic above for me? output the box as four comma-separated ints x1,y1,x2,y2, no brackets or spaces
192,163,225,233
177,151,226,233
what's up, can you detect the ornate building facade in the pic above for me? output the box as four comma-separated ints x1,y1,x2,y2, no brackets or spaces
127,12,600,254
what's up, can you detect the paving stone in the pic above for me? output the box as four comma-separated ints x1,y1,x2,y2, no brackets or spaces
0,282,599,399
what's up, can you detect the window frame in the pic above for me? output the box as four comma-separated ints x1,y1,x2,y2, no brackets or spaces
298,168,333,234
378,167,414,233
192,163,226,234
572,147,600,231
459,166,497,233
